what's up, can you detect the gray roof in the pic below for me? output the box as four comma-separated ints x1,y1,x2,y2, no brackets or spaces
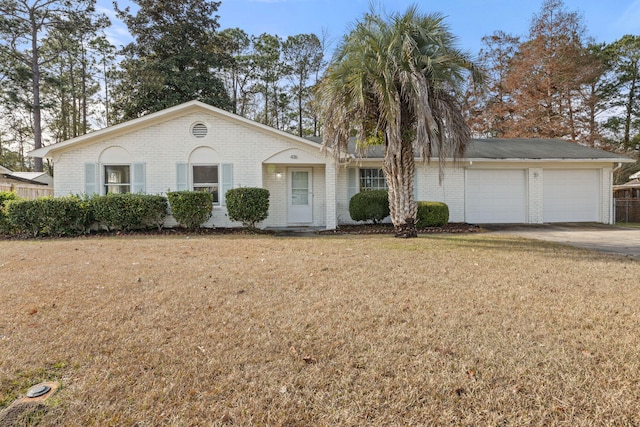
614,178,640,189
1,173,48,185
466,138,630,160
307,137,632,162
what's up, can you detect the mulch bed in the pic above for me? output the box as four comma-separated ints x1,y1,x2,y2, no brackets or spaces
319,223,481,235
0,223,481,240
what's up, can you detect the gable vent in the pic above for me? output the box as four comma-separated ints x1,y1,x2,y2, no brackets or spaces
192,123,208,138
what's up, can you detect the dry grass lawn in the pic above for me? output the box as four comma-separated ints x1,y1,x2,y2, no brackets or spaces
0,233,639,426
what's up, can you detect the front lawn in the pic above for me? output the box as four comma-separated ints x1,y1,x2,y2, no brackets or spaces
1,234,638,425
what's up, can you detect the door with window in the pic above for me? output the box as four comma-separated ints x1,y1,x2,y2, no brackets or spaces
288,168,313,224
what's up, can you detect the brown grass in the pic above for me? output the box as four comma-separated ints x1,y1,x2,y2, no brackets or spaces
1,234,639,426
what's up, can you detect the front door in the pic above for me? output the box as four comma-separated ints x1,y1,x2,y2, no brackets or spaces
287,168,313,224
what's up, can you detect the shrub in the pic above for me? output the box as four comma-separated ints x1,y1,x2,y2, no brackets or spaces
90,193,168,231
0,191,21,234
6,196,91,237
225,187,270,229
349,190,390,224
0,191,19,207
416,201,449,227
166,191,213,229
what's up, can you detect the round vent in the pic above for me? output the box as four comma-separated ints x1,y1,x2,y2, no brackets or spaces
192,123,208,138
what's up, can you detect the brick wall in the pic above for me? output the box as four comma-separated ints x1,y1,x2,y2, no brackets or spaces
335,162,614,225
52,110,329,228
48,105,617,228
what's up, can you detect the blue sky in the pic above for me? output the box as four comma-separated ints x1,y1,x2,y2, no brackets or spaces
99,0,640,55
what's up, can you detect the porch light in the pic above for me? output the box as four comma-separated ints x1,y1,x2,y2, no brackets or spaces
275,172,283,179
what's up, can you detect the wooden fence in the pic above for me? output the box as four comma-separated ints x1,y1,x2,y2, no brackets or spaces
0,183,54,199
615,199,640,223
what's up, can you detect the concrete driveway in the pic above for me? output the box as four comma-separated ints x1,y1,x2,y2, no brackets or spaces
482,223,640,259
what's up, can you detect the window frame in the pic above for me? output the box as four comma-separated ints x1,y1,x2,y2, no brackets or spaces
103,164,131,194
192,163,220,205
359,168,387,191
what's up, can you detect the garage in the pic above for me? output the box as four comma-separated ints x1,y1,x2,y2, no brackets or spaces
543,169,600,222
465,169,527,223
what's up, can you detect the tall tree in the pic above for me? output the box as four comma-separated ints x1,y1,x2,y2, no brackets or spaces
0,0,87,171
89,34,117,127
316,5,482,238
251,33,283,127
466,31,520,137
503,0,598,140
282,33,323,136
0,59,35,171
219,28,254,116
43,4,110,140
605,35,640,150
112,0,230,121
575,42,611,147
470,0,610,145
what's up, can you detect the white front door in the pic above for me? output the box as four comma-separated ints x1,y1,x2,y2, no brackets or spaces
288,168,313,224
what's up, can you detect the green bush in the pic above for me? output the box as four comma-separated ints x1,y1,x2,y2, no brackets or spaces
0,191,21,234
0,191,19,207
416,201,449,227
225,187,270,229
349,190,390,224
166,191,213,229
6,196,91,237
90,193,168,231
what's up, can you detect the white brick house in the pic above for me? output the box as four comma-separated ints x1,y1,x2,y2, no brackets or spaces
30,101,633,228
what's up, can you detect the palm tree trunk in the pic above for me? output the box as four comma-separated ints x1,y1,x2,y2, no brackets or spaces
384,141,417,238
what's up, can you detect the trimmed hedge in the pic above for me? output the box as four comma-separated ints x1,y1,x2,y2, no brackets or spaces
349,190,390,224
90,193,168,231
225,187,270,228
6,196,91,237
416,201,449,227
167,191,213,229
0,191,21,234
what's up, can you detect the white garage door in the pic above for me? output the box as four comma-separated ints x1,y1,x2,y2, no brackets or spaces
543,169,600,222
466,169,527,223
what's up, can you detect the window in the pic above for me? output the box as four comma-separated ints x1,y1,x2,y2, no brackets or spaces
193,165,219,203
359,168,387,191
104,165,130,194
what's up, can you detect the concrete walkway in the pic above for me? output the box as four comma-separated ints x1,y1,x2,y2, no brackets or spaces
482,223,640,259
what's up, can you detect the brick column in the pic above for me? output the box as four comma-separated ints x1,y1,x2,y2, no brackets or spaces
325,162,337,229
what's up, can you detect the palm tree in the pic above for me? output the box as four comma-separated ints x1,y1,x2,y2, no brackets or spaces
316,5,482,237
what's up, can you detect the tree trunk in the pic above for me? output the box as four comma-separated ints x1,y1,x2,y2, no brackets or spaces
31,20,43,172
298,74,303,137
81,44,88,135
624,67,637,148
384,141,417,238
103,56,110,126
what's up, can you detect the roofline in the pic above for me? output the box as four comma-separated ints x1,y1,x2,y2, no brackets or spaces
1,174,48,185
613,184,640,189
29,100,324,158
348,156,633,164
464,157,634,163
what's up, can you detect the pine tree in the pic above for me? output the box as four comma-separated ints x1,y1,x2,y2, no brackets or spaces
111,0,230,121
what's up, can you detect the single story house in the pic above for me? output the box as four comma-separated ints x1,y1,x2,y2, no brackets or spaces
10,171,53,186
613,171,640,222
613,170,640,200
0,165,53,199
29,101,633,228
